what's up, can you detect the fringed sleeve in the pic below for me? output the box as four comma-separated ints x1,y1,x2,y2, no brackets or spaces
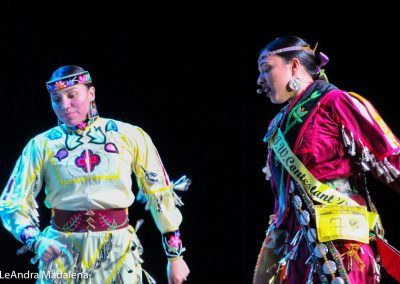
0,137,44,241
129,127,184,234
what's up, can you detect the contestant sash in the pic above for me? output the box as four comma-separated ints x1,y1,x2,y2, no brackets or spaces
271,128,358,206
271,129,378,242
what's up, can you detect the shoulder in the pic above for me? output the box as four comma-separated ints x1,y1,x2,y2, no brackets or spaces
96,117,141,133
321,89,370,111
320,89,380,125
34,125,62,143
18,126,59,153
99,117,151,140
322,88,347,103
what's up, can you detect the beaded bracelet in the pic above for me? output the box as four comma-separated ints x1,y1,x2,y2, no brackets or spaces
162,230,186,258
20,226,43,252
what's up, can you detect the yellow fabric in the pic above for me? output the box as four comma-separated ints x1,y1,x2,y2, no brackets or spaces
0,117,182,238
349,92,400,149
37,226,143,283
315,205,369,243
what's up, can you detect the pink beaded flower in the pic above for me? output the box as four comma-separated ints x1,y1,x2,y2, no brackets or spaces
168,234,182,248
78,74,88,84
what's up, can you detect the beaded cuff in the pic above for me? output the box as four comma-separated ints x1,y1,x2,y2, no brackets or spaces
46,71,92,93
162,230,186,258
20,226,43,252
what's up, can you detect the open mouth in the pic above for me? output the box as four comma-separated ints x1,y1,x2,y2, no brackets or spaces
263,87,272,96
257,86,272,95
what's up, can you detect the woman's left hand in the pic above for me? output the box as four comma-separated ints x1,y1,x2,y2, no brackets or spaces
167,258,190,284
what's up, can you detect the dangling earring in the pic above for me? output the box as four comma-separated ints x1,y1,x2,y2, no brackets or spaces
57,118,63,127
89,100,99,120
288,78,300,91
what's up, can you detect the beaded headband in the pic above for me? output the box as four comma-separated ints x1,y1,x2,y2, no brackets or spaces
46,71,92,93
264,44,317,57
261,43,329,74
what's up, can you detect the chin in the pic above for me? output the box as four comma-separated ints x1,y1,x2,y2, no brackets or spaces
63,120,77,127
270,97,286,105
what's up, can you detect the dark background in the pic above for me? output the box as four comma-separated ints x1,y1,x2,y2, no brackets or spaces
0,1,399,283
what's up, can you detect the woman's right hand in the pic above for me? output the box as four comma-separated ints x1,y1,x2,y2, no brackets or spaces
35,237,65,262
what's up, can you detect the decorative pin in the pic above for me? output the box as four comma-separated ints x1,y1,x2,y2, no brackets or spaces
300,210,310,225
293,195,302,210
307,228,317,243
314,243,328,258
323,260,337,274
289,181,296,193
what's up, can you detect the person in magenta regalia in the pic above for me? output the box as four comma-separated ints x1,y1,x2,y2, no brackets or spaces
253,35,400,284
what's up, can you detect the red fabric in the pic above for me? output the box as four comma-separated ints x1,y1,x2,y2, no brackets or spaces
51,208,129,232
295,91,400,193
376,236,400,283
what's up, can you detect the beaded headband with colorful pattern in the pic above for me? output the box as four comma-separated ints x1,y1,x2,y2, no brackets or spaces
46,71,92,93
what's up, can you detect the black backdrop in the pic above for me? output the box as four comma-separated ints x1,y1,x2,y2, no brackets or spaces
1,2,399,283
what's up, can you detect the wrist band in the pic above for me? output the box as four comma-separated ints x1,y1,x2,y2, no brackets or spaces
20,226,43,252
162,230,186,258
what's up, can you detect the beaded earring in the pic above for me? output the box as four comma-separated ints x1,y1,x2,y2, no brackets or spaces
288,78,300,91
89,100,99,120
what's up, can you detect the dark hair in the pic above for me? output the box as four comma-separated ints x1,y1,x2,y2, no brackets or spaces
260,35,323,80
49,65,93,88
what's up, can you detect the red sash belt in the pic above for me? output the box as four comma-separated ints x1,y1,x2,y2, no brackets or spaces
51,208,129,232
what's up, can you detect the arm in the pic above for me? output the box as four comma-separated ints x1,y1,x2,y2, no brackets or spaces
0,137,65,263
328,91,400,192
0,138,44,241
130,127,190,283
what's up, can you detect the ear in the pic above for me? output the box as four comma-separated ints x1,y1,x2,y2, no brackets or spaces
88,86,96,101
291,58,301,75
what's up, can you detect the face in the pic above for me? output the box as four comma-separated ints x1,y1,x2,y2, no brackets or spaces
257,50,294,104
50,84,95,127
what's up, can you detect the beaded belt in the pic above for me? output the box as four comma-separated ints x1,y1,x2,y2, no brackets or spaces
51,208,129,232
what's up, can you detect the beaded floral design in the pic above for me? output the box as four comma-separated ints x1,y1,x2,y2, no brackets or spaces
162,230,186,257
55,213,82,232
46,71,92,92
98,212,126,230
75,150,101,173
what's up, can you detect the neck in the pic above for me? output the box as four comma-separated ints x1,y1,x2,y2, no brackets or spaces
64,116,98,131
288,79,314,103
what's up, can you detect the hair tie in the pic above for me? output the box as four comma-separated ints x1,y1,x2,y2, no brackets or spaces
317,52,329,73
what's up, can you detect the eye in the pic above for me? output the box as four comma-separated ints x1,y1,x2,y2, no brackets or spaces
67,92,77,98
51,96,61,103
262,65,272,73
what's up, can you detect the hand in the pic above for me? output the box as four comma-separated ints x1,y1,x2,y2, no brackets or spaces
35,237,65,263
167,258,190,284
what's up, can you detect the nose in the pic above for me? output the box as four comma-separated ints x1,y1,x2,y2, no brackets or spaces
60,97,71,111
257,74,264,86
